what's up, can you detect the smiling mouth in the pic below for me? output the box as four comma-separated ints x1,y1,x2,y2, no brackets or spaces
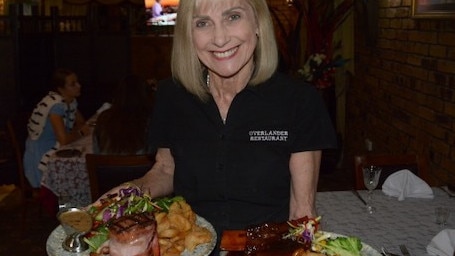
213,47,238,58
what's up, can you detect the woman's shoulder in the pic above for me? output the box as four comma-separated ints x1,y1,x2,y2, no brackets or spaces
155,77,191,99
273,72,314,87
157,77,183,90
261,72,319,96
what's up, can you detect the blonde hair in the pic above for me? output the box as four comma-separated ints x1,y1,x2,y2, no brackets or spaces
171,0,278,101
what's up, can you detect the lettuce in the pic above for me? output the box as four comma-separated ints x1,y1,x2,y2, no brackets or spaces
83,226,109,252
317,236,363,256
153,195,185,212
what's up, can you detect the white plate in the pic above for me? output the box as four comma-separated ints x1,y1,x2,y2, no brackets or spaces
182,215,217,256
46,215,217,256
321,232,382,256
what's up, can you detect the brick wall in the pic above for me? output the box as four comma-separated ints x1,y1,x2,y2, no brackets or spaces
345,0,455,185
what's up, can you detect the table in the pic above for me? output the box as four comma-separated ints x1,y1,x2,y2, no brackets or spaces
46,188,454,256
316,188,454,256
41,133,93,208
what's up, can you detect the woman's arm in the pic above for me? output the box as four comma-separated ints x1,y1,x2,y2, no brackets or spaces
49,108,91,145
288,150,322,220
49,113,83,145
73,110,87,129
73,110,91,136
131,148,175,198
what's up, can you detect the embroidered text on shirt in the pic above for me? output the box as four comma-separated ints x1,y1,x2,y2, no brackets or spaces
249,130,288,141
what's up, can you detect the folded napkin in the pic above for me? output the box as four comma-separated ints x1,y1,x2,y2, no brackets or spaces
382,169,434,201
427,229,455,256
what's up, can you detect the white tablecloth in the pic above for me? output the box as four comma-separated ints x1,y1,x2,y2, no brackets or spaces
316,189,454,256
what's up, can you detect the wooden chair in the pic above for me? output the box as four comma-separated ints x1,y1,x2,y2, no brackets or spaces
85,153,155,201
354,153,429,190
6,115,42,233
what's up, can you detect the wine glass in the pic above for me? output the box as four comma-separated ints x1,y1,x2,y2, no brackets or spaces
362,165,382,214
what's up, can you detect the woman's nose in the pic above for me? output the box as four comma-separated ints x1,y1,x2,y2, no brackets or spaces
212,25,229,47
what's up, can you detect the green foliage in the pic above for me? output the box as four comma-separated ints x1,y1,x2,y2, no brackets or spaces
317,236,363,256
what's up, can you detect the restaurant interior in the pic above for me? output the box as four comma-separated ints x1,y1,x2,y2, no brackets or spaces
0,0,455,255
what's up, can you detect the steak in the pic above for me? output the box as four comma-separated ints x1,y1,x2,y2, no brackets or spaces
108,212,160,256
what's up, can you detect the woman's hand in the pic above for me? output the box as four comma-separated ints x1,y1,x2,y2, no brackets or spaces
91,182,138,206
90,148,175,206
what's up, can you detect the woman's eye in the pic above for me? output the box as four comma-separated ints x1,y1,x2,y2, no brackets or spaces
228,14,241,21
195,20,208,28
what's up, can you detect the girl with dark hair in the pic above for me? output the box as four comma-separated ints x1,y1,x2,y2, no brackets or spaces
24,68,90,188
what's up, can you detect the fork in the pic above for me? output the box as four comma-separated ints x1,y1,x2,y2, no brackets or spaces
399,244,411,256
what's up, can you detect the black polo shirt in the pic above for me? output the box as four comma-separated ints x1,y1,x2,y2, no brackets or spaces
149,72,337,237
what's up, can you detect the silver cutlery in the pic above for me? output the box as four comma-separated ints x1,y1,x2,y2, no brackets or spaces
399,244,411,256
351,190,367,205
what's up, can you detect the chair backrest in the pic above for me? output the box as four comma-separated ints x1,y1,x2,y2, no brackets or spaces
354,153,429,190
85,153,155,201
6,113,33,196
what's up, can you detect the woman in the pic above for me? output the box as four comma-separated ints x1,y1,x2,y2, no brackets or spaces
24,68,90,188
104,0,337,251
92,74,155,155
152,0,163,18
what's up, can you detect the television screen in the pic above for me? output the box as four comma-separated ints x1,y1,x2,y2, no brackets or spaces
145,0,179,26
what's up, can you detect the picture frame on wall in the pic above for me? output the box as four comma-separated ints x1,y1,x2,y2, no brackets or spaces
411,0,455,18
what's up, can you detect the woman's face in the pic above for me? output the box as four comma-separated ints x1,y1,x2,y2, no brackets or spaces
59,73,81,100
192,0,258,79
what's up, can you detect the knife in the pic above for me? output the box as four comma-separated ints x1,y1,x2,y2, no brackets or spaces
351,190,367,205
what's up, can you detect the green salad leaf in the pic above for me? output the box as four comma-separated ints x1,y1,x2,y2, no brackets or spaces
314,235,363,256
83,226,109,252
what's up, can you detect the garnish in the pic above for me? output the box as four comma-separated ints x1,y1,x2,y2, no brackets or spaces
283,216,363,256
283,216,321,250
